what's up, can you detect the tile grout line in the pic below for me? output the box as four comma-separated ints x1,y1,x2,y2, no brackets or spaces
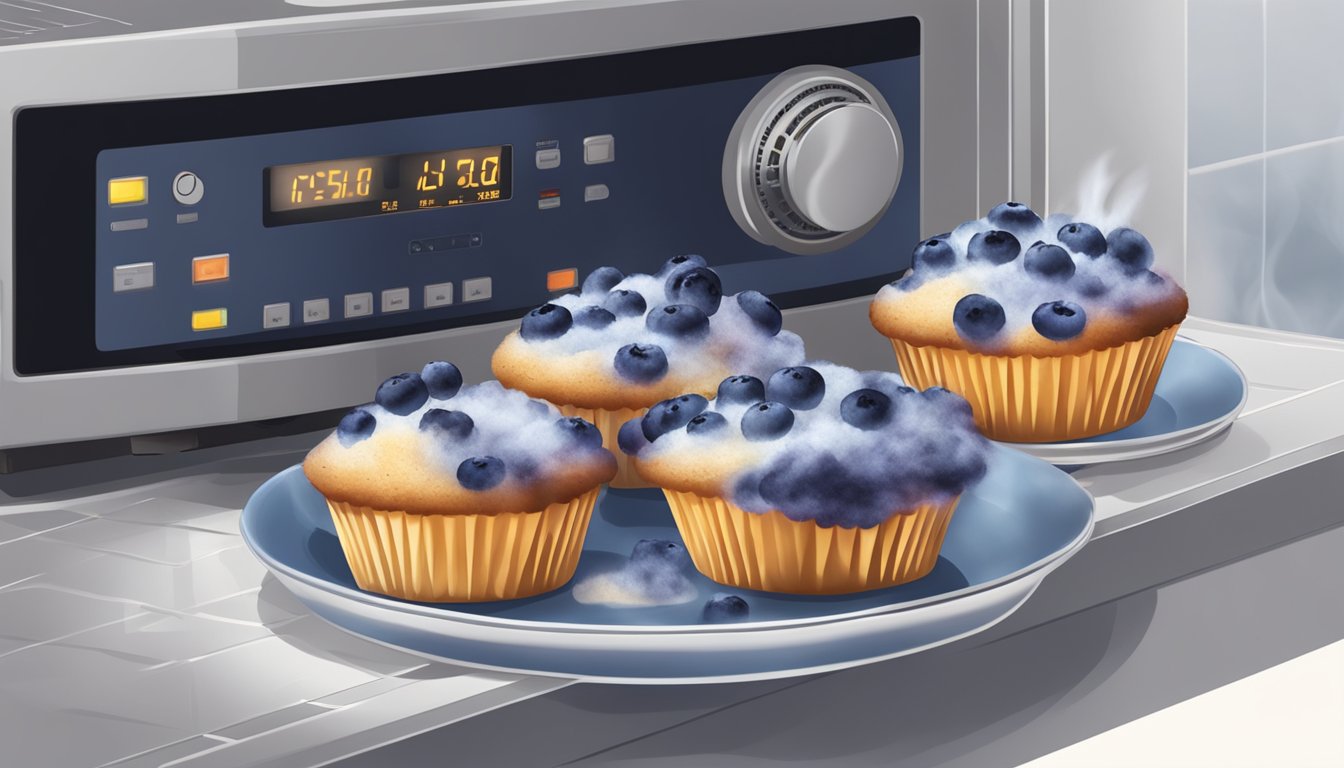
1188,134,1344,177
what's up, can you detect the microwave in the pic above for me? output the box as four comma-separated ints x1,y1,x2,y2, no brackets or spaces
0,0,1010,454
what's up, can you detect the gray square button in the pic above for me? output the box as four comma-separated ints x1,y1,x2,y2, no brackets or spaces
424,282,454,308
262,302,291,329
302,298,330,324
462,277,492,303
344,292,373,319
381,287,410,313
583,134,615,164
535,148,561,170
113,262,154,292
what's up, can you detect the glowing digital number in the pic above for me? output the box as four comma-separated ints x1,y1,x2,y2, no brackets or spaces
417,158,446,192
290,174,307,204
481,156,500,186
356,167,372,196
456,158,477,189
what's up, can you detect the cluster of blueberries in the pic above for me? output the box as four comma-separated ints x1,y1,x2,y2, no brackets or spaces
333,360,604,492
624,538,750,622
617,364,956,454
907,202,1160,343
518,255,785,384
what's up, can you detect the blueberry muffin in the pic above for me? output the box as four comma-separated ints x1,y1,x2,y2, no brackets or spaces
491,256,804,487
870,202,1189,442
303,361,617,602
623,362,989,594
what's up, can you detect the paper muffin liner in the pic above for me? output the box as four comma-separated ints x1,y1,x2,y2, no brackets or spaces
660,490,959,594
325,488,598,603
888,324,1180,443
558,404,649,488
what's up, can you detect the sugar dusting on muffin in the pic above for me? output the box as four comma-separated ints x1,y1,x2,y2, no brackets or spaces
629,362,990,529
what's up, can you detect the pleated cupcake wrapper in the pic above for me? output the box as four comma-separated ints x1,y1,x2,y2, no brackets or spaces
325,489,598,603
557,404,649,488
889,324,1180,443
662,490,960,595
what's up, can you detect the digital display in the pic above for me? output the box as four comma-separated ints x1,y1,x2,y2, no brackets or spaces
264,145,511,225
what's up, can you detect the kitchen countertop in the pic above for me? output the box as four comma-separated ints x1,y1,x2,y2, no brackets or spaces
2,312,1343,767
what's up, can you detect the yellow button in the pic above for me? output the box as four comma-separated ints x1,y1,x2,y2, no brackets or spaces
108,176,148,206
192,254,230,284
547,268,578,292
191,308,228,331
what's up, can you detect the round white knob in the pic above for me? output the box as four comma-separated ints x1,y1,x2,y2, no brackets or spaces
173,171,203,205
782,103,901,233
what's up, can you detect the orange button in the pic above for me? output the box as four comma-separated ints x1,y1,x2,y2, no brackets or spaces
547,268,578,292
192,254,229,284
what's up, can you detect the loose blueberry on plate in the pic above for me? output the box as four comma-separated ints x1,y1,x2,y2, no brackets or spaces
841,388,894,430
717,374,766,405
665,266,723,316
702,594,750,623
646,304,710,340
767,366,825,410
1032,300,1088,341
966,230,1022,265
603,289,648,318
953,294,1006,341
336,408,377,447
419,408,474,440
617,418,650,455
457,456,506,491
912,234,956,271
1057,222,1107,257
741,401,795,441
656,254,708,278
642,394,709,441
582,266,624,294
630,538,693,571
1024,242,1077,281
686,411,728,435
1105,227,1155,274
420,361,463,400
520,303,573,341
555,416,603,449
987,201,1044,233
573,305,617,329
375,372,430,416
613,343,669,383
736,290,783,336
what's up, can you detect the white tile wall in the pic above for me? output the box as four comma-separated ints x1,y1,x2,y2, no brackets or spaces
1189,0,1264,168
1265,0,1344,150
1187,162,1266,323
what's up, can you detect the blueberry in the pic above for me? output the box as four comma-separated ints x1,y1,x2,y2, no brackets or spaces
520,303,573,341
656,254,707,278
717,375,766,405
702,594,750,623
419,408,474,440
603,289,647,318
953,294,1006,341
630,538,693,572
735,290,783,336
555,416,603,449
1057,222,1107,257
1077,275,1110,298
1032,300,1088,341
921,386,975,421
665,266,723,316
741,401,795,441
336,408,376,447
686,411,728,435
987,201,1044,233
1105,227,1155,274
573,305,617,329
420,361,463,400
375,372,429,416
1023,242,1076,281
613,343,669,383
767,366,825,410
646,304,710,340
641,394,709,441
912,234,956,271
457,456,506,491
840,388,894,430
966,230,1021,265
582,266,624,294
617,418,651,455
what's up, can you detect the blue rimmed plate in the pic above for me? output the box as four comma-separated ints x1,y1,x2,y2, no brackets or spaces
241,444,1093,684
999,338,1248,466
